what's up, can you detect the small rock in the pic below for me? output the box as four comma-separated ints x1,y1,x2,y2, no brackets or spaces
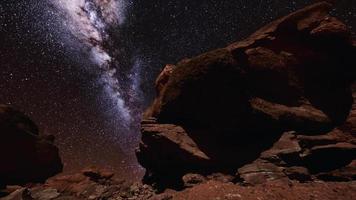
207,173,235,183
82,167,114,181
31,188,60,200
237,160,286,185
182,174,206,188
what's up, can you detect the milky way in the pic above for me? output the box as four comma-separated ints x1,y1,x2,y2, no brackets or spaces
52,0,136,126
1,0,145,178
1,0,355,179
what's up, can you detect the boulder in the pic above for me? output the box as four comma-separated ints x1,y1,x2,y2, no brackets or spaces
137,119,210,189
137,2,356,188
0,105,63,188
302,143,356,173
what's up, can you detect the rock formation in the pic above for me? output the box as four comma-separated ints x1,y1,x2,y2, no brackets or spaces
137,1,356,189
0,105,63,189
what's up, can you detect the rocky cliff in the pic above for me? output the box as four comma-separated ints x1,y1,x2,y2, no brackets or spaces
137,1,356,190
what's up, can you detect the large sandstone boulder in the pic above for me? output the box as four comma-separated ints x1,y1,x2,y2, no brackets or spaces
137,2,356,189
0,105,63,188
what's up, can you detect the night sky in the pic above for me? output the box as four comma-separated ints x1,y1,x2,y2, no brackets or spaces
0,0,355,180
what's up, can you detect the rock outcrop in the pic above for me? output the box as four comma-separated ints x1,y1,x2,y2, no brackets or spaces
137,2,356,189
0,105,63,189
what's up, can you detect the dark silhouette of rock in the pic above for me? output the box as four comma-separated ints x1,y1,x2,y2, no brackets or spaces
303,142,356,173
0,105,63,189
137,2,356,188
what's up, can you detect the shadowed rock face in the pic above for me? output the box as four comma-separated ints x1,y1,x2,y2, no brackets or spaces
0,105,63,188
137,2,356,189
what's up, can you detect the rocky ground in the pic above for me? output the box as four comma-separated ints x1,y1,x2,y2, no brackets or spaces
1,2,356,200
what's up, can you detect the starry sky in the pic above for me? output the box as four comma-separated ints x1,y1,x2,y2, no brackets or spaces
0,0,355,180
